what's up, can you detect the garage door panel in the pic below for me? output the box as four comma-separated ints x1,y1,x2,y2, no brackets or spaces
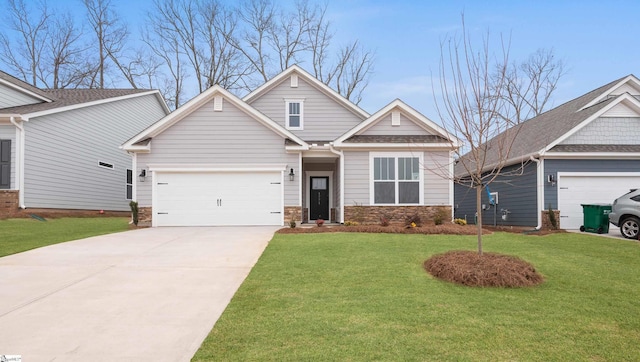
558,174,640,229
154,171,283,226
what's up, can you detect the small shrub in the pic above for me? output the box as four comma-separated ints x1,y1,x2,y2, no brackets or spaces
379,215,390,227
289,219,297,228
547,204,558,230
433,208,448,225
129,201,139,226
344,221,359,226
404,212,422,227
454,218,467,226
316,219,324,227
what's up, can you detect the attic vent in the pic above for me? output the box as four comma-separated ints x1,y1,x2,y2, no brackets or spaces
214,96,223,111
391,111,401,126
291,74,298,88
99,161,114,169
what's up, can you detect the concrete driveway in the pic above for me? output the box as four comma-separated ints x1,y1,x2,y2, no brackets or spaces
0,226,279,361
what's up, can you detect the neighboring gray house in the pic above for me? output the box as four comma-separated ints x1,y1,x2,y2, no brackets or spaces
122,65,459,227
454,74,640,230
0,71,169,216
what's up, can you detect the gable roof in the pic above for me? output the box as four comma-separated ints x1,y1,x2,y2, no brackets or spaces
0,70,53,103
455,75,638,175
243,64,370,120
334,98,460,148
122,84,308,151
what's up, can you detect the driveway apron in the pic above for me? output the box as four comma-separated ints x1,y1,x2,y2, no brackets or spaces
0,226,278,361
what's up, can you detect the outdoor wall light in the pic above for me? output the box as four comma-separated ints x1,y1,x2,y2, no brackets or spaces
139,169,147,182
289,168,295,181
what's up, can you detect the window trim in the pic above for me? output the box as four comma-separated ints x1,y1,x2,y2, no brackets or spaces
369,152,424,205
285,98,304,130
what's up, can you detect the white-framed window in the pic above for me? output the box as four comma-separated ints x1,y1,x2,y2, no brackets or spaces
126,169,133,200
285,99,304,130
370,152,423,205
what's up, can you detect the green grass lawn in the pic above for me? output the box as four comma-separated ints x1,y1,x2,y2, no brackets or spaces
194,232,640,361
0,217,130,257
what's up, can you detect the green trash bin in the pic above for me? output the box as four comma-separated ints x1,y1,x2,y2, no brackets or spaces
580,204,612,234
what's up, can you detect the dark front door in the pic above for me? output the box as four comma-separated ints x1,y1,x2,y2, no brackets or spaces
310,176,329,220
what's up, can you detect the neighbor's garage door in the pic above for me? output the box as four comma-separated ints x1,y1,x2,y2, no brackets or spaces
154,171,282,226
557,174,640,230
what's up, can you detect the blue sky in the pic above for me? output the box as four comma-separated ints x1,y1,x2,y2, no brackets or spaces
98,0,640,117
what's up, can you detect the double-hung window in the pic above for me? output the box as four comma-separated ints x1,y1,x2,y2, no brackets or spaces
285,99,304,130
371,153,422,204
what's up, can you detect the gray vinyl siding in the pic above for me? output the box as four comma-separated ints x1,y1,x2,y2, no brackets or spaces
544,159,640,209
136,98,299,207
343,151,369,205
344,150,452,207
454,162,538,226
23,94,167,211
0,83,42,108
361,114,431,136
0,125,16,189
247,77,365,141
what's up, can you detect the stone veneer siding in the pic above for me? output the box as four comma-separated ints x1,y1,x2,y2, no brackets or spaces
138,207,153,225
0,190,19,218
541,210,561,230
284,206,302,224
344,205,452,225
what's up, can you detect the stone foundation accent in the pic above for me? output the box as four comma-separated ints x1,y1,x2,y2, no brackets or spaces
284,206,302,225
541,210,561,230
138,207,152,225
0,190,19,219
344,205,452,225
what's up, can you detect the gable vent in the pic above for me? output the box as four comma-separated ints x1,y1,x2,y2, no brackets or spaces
391,111,401,126
214,96,223,111
291,74,298,88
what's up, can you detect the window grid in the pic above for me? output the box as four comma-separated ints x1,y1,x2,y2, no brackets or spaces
373,156,420,205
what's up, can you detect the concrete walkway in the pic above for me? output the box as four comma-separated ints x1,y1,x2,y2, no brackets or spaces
0,226,279,361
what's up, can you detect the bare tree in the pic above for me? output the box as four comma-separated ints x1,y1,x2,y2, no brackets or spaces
0,0,50,86
82,0,129,88
326,40,374,105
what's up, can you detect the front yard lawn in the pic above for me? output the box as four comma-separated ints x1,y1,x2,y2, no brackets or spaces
194,232,640,361
0,217,130,257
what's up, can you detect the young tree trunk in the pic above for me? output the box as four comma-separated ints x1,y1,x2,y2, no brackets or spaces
476,184,483,255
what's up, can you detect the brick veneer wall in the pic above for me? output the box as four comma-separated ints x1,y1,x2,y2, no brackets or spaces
344,205,452,225
541,210,561,230
0,190,19,218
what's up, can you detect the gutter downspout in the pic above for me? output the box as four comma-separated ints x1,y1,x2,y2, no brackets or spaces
9,116,26,209
530,155,543,230
329,143,344,223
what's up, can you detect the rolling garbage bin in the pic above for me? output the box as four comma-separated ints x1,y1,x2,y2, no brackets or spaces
580,204,612,234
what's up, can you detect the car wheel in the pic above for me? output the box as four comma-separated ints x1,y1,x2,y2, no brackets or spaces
620,216,640,239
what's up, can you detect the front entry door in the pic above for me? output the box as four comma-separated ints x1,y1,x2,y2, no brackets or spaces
310,176,329,220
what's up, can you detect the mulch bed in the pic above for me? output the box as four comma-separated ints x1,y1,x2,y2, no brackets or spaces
277,224,484,235
424,250,544,288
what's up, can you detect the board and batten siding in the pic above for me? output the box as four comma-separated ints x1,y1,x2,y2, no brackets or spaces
0,125,16,189
360,114,432,136
544,159,640,209
344,150,453,207
561,117,640,145
23,94,167,211
247,77,365,141
454,162,538,226
0,83,42,108
136,98,300,207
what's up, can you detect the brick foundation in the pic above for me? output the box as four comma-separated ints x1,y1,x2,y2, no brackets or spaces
138,207,152,225
541,210,561,230
344,205,452,225
284,206,302,225
0,190,19,219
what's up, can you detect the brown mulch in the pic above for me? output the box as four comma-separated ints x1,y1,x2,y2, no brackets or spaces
424,250,544,288
277,224,486,235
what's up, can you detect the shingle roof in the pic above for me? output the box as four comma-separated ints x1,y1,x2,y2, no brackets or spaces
549,144,640,153
455,75,629,176
344,135,448,143
0,88,151,114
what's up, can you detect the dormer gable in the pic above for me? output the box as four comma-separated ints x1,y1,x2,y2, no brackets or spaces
581,74,640,110
0,71,52,109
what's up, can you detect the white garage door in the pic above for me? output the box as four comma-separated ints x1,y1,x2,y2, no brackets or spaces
557,173,640,230
154,171,283,226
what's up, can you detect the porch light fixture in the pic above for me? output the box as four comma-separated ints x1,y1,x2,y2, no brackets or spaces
138,169,147,182
289,168,295,181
